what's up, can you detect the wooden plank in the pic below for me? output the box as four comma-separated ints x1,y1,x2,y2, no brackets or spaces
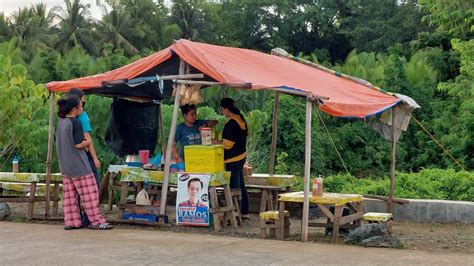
317,204,334,220
268,91,280,174
356,202,363,227
275,201,286,240
301,98,312,242
53,181,60,217
266,190,274,212
223,184,238,228
209,187,221,231
108,173,118,210
159,104,166,158
364,194,409,204
99,171,110,202
45,91,55,217
388,108,397,213
331,206,343,244
118,182,129,219
160,59,185,216
0,197,46,202
260,190,268,213
308,222,359,229
160,74,204,80
339,212,363,225
27,182,37,220
209,206,236,213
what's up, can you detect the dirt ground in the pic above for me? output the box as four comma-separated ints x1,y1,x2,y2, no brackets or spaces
3,222,474,265
4,202,473,254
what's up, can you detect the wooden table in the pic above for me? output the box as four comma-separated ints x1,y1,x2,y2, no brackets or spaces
277,191,364,243
245,174,297,212
0,172,63,219
105,165,238,231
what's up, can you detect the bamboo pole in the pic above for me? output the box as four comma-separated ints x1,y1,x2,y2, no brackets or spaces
301,97,313,242
45,92,55,217
268,92,280,175
174,79,252,89
159,59,185,216
159,104,166,156
388,108,396,213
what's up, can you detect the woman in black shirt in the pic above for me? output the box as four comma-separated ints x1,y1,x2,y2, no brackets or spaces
220,98,249,219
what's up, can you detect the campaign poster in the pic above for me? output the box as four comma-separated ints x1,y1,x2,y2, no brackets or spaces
176,173,210,226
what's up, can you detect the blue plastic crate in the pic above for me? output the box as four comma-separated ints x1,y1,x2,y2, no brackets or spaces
126,162,143,167
122,212,158,222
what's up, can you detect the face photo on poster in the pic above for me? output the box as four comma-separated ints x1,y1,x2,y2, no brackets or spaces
176,173,210,226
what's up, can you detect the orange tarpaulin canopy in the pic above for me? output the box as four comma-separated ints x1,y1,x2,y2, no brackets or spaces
47,39,400,118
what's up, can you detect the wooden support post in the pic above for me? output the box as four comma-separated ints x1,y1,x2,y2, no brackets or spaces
159,104,166,156
45,91,55,217
388,108,397,213
52,181,60,216
27,182,37,220
159,59,185,216
301,97,313,242
268,92,280,175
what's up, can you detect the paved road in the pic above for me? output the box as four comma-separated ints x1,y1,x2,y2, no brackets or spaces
1,222,472,265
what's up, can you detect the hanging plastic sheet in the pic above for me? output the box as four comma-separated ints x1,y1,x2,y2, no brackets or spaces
105,98,159,156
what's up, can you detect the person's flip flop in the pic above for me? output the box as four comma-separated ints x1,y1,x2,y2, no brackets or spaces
88,223,113,230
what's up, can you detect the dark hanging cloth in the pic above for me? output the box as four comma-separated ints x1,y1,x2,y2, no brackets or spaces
105,98,159,156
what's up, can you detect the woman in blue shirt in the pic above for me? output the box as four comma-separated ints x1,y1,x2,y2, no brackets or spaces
172,104,218,162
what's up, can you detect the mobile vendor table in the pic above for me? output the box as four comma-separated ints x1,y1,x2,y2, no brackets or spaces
0,172,63,219
277,191,364,243
105,165,238,231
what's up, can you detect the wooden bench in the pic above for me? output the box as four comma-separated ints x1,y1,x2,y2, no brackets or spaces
362,212,393,233
259,210,290,239
0,172,63,220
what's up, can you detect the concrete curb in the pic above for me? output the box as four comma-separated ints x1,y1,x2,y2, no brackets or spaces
364,198,474,224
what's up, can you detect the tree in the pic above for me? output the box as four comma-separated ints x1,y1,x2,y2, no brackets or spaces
9,4,55,60
340,0,429,54
96,1,138,56
54,0,97,55
0,55,51,172
0,13,12,42
419,0,474,40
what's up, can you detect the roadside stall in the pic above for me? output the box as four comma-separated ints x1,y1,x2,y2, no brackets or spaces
44,39,418,242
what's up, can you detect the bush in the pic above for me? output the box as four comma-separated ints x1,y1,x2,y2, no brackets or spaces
293,169,474,201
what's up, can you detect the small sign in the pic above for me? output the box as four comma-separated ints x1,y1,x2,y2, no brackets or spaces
176,173,210,226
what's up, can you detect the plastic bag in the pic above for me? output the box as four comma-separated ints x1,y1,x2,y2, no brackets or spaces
136,189,151,206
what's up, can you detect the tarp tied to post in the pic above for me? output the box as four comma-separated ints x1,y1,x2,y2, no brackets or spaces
47,39,401,118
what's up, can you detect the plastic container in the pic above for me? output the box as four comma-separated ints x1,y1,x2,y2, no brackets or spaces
12,156,19,173
184,145,224,173
312,176,324,196
200,127,212,145
139,150,150,165
126,154,143,167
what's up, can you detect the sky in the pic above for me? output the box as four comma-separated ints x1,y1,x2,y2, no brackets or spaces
1,0,105,19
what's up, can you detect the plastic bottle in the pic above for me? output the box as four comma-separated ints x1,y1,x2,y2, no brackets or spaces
312,178,319,196
200,127,212,145
312,175,324,196
317,175,324,195
12,156,19,173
